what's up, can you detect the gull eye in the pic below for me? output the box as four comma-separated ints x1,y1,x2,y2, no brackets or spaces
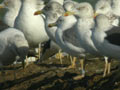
100,6,105,9
45,7,49,11
58,19,62,24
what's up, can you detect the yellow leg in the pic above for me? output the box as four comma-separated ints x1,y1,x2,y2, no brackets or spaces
107,58,111,75
22,56,28,69
61,57,76,70
38,44,41,60
73,59,85,80
70,56,73,64
59,50,63,65
103,57,108,77
68,57,76,69
25,56,29,67
80,59,84,72
107,62,111,74
66,54,69,59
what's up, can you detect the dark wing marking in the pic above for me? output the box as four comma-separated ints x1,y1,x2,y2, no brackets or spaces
105,26,120,46
0,20,9,32
39,40,57,62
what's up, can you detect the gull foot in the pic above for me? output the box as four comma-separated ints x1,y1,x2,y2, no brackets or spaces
73,75,85,80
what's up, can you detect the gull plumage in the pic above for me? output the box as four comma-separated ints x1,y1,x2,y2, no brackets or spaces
34,1,65,63
92,14,120,59
0,0,21,27
14,0,49,48
95,0,119,26
0,28,29,79
53,2,90,79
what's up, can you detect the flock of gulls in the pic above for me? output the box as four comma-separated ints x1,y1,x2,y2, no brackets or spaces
0,0,120,81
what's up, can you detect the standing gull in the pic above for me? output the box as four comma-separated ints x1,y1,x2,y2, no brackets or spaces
54,15,86,72
54,2,113,77
95,0,120,76
0,28,29,80
92,14,120,60
14,0,49,60
74,2,111,77
48,2,91,79
34,1,65,64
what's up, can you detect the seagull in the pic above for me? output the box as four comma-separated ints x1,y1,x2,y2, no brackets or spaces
92,14,120,79
54,2,113,77
14,0,49,60
46,2,92,79
0,0,37,65
95,0,120,76
54,15,86,71
0,28,29,80
92,14,120,59
0,0,21,27
73,2,112,77
111,0,120,17
95,0,119,26
34,1,65,63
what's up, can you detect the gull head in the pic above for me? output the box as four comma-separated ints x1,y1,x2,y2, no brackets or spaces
48,15,76,30
75,2,94,18
34,1,64,17
0,0,21,10
95,14,111,30
63,2,94,18
95,0,112,16
63,1,76,12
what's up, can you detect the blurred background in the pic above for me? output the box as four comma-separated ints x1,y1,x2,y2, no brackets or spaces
0,0,98,20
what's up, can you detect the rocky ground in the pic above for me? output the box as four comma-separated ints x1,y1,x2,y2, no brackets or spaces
0,56,120,90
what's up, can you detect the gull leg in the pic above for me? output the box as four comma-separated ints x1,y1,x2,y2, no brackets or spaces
73,58,85,80
67,57,76,69
70,56,73,64
59,50,63,65
103,56,108,77
23,56,28,68
61,56,76,70
38,44,41,60
80,58,85,77
66,54,69,59
107,58,111,75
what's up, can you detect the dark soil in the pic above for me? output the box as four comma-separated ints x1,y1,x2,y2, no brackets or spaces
0,56,120,90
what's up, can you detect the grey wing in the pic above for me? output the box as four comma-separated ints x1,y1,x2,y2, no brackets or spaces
105,26,120,46
63,26,80,47
0,39,6,55
0,20,9,32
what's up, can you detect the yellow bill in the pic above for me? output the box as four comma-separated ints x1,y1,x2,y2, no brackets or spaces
48,23,57,28
34,10,43,15
94,12,99,18
63,11,75,16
